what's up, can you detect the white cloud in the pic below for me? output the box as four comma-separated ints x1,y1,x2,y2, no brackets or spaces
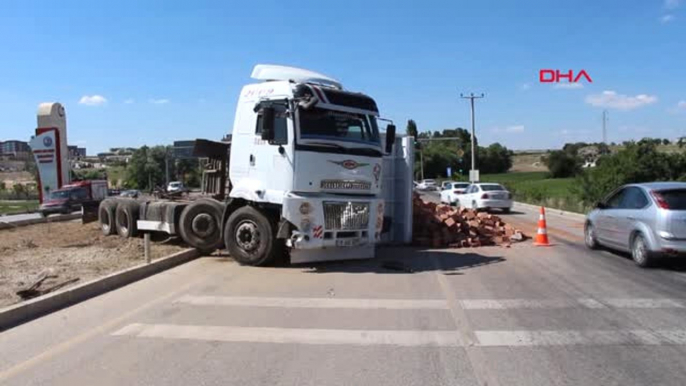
585,90,658,110
671,100,686,113
520,83,531,91
660,14,675,23
149,98,170,105
665,0,681,9
78,95,107,106
553,83,584,89
505,125,525,133
124,99,135,104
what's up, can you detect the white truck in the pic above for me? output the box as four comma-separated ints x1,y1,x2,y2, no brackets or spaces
98,64,396,266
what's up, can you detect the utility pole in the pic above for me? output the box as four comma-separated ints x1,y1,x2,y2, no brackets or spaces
419,148,424,180
602,110,608,144
460,92,485,182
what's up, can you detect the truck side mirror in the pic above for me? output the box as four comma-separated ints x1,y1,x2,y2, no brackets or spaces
261,107,275,141
385,124,396,153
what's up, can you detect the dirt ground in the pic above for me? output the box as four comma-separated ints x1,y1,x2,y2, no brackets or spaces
0,220,188,308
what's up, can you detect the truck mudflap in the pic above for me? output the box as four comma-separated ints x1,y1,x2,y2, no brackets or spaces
282,194,385,263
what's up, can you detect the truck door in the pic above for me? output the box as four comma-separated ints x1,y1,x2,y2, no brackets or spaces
251,105,293,202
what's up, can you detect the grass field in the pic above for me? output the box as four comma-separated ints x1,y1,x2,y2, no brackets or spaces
479,172,586,213
0,200,39,215
439,171,586,213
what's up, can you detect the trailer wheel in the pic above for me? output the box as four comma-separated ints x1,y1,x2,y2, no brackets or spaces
224,206,276,266
115,200,140,238
179,199,224,254
99,199,118,236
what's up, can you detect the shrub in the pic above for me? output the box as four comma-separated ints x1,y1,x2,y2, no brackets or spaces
545,150,581,178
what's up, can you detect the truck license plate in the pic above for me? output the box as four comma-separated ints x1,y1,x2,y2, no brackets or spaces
336,238,361,247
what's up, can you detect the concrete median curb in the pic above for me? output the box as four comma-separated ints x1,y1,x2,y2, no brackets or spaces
0,248,200,332
513,201,587,220
0,213,82,230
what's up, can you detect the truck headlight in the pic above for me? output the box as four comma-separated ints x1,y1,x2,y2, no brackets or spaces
299,202,313,215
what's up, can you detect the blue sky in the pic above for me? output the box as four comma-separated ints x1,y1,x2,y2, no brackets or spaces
1,0,685,154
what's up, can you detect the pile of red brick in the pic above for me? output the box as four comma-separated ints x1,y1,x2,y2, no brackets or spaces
412,194,526,248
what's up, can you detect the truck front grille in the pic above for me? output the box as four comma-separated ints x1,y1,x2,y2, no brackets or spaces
323,201,370,230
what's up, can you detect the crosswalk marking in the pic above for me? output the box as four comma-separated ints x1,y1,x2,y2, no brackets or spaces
460,298,685,310
112,323,464,347
475,329,686,347
112,324,686,348
175,295,450,310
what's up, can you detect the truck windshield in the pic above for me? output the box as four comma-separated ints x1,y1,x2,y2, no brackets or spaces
50,187,88,200
299,108,380,146
49,190,70,200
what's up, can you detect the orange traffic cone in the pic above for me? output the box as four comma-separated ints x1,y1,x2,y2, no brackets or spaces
533,206,552,246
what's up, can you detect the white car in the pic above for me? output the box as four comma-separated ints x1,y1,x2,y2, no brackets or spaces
167,181,185,193
457,183,513,213
417,179,438,191
440,182,471,205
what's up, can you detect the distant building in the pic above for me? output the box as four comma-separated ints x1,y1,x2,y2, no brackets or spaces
0,140,30,160
68,145,87,159
97,147,136,163
173,140,197,159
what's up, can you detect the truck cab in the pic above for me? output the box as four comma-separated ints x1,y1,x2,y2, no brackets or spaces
40,180,108,217
226,65,395,264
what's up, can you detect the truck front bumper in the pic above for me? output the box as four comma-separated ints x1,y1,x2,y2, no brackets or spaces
282,193,385,263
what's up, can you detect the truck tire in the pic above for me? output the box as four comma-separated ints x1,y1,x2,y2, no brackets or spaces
224,206,276,266
115,200,140,238
179,199,224,254
99,199,118,236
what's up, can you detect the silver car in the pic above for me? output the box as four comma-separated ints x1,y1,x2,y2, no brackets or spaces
585,182,686,267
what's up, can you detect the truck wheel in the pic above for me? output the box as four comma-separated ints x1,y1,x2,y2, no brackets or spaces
115,200,140,238
99,199,118,236
179,199,224,254
224,206,276,266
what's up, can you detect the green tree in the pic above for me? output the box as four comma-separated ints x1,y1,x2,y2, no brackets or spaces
663,138,671,145
406,119,418,138
0,181,5,191
576,142,686,205
124,146,171,190
545,150,581,178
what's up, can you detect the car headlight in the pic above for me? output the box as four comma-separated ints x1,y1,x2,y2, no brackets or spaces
659,231,675,240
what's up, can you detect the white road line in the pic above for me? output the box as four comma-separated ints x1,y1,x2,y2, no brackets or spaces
460,299,576,309
112,323,464,347
475,330,686,347
175,295,450,310
460,298,684,310
600,298,685,309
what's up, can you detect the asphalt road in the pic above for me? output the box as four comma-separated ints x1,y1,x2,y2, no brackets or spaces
2,194,686,385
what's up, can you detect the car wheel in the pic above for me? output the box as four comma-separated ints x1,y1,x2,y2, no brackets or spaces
584,222,599,250
501,208,511,214
631,233,654,268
